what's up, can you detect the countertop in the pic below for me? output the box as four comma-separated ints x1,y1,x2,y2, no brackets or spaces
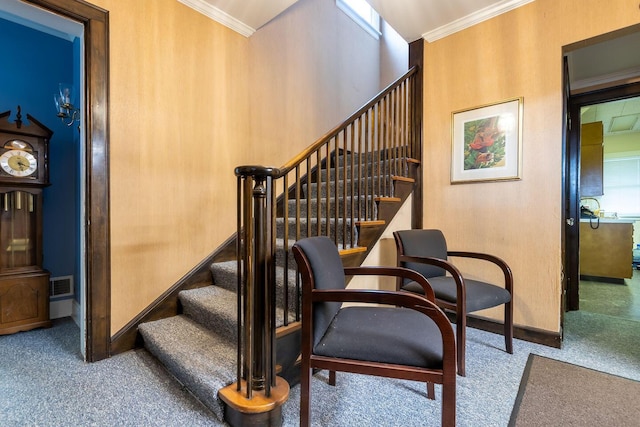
580,218,635,224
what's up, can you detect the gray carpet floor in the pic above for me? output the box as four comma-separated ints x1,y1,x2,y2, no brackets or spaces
1,306,638,427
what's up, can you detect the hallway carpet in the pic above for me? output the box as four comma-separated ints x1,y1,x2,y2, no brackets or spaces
1,310,638,426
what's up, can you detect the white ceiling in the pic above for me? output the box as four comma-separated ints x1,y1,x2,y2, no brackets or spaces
0,0,82,41
581,97,640,138
568,32,640,138
179,0,535,41
567,31,640,92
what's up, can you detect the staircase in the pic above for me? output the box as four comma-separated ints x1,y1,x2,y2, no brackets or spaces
137,67,421,425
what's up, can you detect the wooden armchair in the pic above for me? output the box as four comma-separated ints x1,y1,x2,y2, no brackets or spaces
394,229,513,377
292,236,456,427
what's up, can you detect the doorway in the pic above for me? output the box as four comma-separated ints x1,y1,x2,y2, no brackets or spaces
563,25,640,324
565,83,640,312
1,0,111,362
571,92,640,322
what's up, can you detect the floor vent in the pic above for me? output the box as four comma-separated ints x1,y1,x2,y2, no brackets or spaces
50,275,74,298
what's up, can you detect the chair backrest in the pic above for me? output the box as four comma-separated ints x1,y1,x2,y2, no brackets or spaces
395,229,448,279
292,236,345,348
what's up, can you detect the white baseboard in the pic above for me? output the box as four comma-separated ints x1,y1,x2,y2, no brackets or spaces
50,298,73,319
71,299,81,327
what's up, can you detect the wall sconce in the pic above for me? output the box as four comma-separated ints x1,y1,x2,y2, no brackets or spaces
54,83,80,127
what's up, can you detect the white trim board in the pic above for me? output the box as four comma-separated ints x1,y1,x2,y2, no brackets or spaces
50,299,73,319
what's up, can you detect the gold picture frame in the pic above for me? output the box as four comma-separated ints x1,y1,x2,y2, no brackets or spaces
451,97,523,183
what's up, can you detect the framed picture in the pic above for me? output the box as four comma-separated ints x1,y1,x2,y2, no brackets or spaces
451,97,523,183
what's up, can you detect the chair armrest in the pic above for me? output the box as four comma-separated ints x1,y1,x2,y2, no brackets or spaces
397,254,466,320
447,251,513,293
344,265,435,302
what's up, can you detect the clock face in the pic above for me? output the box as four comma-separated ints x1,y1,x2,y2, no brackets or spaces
0,150,38,177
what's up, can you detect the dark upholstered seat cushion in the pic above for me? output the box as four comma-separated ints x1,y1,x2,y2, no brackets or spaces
314,306,446,369
403,276,511,313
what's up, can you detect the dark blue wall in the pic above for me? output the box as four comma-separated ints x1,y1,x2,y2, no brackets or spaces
0,17,80,301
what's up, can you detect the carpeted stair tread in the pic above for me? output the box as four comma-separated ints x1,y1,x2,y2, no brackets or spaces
180,286,238,341
138,315,236,421
210,262,299,322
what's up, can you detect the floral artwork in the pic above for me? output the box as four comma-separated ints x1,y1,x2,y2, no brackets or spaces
463,116,506,170
451,98,522,183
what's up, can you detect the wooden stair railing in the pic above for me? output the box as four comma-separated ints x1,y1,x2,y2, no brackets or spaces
221,66,421,426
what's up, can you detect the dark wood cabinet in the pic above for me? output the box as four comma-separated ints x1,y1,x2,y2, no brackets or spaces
580,122,603,197
0,271,50,334
0,108,52,335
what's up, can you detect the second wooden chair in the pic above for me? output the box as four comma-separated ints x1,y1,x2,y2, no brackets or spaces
394,229,513,376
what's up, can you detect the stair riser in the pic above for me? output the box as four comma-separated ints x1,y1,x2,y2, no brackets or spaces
304,177,393,198
275,218,358,247
317,159,408,182
329,148,409,167
180,287,237,342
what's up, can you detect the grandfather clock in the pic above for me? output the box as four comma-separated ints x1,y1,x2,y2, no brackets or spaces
0,107,52,335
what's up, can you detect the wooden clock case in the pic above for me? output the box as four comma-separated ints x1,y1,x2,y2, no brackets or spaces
0,107,52,335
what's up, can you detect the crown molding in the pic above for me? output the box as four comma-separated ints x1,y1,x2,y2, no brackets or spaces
178,0,255,38
422,0,535,43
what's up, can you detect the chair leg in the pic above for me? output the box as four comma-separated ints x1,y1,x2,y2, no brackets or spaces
441,382,456,427
505,301,514,354
426,382,435,400
456,315,466,377
329,370,336,386
300,361,312,427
